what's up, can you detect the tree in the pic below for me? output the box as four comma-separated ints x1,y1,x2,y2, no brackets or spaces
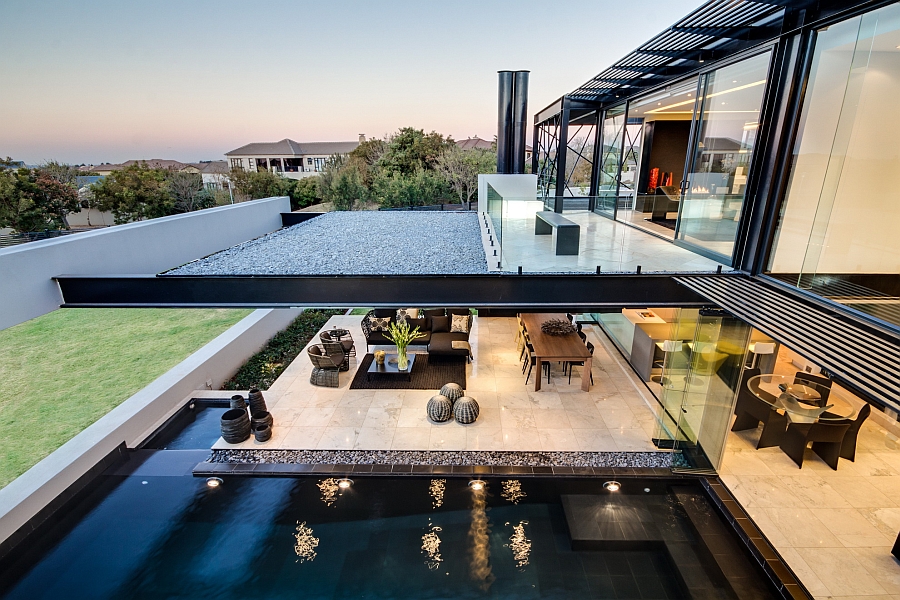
0,164,80,232
228,168,312,209
292,177,320,208
435,146,496,204
167,171,213,213
319,154,365,210
91,162,174,223
369,168,451,208
348,137,387,187
377,128,454,177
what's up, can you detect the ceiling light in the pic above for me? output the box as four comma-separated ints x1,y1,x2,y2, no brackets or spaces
469,480,487,491
337,478,353,490
206,477,223,488
603,481,621,492
644,488,651,493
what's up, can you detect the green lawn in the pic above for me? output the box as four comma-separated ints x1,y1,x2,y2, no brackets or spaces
0,308,251,489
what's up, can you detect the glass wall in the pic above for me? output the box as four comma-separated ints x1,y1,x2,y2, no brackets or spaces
767,3,900,329
677,52,771,260
616,77,700,239
595,106,625,218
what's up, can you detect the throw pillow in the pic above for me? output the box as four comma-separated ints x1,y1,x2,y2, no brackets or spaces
407,317,427,332
368,316,391,332
396,308,420,322
451,314,470,334
431,316,450,333
447,308,470,317
372,308,395,318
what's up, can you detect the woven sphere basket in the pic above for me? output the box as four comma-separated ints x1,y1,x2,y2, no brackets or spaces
439,383,464,403
453,396,480,424
427,394,453,423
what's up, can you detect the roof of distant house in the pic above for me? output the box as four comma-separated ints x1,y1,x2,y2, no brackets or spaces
225,139,360,157
81,159,197,173
455,137,531,152
190,160,229,174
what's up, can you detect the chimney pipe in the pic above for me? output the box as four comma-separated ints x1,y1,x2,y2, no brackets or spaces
511,71,530,174
358,134,366,143
497,71,514,174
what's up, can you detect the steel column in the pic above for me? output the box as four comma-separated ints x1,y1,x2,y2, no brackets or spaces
512,71,530,174
554,98,570,213
497,71,514,174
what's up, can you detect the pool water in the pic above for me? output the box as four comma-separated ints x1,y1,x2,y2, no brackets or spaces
0,449,775,600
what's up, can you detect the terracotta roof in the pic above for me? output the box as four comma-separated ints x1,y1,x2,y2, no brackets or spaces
225,138,359,156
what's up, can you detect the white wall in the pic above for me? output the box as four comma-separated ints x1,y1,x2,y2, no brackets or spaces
0,197,290,330
0,307,302,548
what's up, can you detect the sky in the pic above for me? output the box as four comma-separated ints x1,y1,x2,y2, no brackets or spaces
0,0,702,165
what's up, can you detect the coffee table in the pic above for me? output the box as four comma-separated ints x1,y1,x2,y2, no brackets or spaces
367,353,417,382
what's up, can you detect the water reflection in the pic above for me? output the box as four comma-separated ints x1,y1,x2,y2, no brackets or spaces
501,480,525,504
429,479,446,508
507,521,531,568
293,521,319,563
468,482,494,590
317,478,339,506
421,522,443,570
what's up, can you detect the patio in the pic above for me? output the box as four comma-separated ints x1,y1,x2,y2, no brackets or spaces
213,314,663,453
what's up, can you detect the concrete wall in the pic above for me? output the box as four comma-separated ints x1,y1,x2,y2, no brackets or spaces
0,307,302,548
0,197,290,330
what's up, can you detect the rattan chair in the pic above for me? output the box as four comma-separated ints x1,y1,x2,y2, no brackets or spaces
321,330,356,359
321,340,350,371
308,344,344,387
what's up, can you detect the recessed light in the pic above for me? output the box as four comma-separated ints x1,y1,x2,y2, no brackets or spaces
206,477,223,488
644,487,651,493
603,481,621,492
469,480,487,491
337,478,353,490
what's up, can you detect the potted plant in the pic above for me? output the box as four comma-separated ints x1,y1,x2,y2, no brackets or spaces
386,319,426,371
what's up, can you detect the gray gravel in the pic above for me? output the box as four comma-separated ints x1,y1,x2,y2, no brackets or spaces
165,211,488,275
208,449,686,468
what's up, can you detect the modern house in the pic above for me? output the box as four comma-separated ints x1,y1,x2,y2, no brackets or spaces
224,137,362,179
3,0,900,597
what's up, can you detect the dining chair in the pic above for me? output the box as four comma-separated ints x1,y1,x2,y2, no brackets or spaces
577,330,587,343
564,342,594,385
794,371,831,405
816,403,870,462
731,368,788,449
523,343,550,385
780,420,852,470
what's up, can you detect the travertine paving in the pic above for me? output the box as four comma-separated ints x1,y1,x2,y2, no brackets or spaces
214,315,665,454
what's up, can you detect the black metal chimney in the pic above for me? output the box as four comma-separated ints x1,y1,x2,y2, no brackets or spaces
497,71,514,174
511,70,530,174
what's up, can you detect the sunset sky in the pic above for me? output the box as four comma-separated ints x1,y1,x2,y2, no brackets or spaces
1,0,701,165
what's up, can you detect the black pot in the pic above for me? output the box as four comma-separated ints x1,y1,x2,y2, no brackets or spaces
254,424,272,442
230,394,247,411
221,408,251,443
248,388,267,414
251,411,273,430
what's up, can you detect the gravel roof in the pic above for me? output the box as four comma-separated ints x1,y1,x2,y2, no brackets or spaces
165,211,488,275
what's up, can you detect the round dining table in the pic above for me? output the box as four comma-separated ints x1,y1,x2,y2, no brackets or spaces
746,374,857,423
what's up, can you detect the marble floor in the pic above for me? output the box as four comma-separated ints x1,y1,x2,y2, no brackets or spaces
720,347,900,600
213,315,666,454
489,206,728,274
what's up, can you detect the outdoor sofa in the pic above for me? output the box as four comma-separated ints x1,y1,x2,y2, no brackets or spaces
360,308,473,358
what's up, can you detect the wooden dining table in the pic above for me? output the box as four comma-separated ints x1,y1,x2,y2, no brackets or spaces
520,313,592,392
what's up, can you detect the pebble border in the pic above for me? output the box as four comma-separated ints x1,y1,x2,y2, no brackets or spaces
208,449,688,468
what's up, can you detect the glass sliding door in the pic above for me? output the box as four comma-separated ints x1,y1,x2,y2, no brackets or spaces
767,3,900,329
595,105,626,218
676,51,772,261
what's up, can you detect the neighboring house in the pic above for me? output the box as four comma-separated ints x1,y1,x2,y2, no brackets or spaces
82,159,199,176
191,161,231,193
224,137,362,180
455,136,531,162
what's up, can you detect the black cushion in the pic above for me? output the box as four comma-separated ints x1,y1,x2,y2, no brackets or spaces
407,317,427,332
447,308,470,317
422,308,445,330
429,332,470,355
372,309,395,318
366,331,430,345
431,316,450,333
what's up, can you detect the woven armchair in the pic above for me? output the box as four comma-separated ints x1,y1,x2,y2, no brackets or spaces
308,344,344,387
321,330,356,358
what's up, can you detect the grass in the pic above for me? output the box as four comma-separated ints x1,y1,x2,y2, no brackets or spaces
224,309,345,391
0,308,252,489
348,308,372,315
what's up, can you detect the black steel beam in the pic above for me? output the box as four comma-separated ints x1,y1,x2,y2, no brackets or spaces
54,273,717,310
281,212,325,227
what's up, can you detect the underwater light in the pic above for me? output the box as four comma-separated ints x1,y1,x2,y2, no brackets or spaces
337,478,353,490
468,480,487,491
603,481,621,492
206,477,223,488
